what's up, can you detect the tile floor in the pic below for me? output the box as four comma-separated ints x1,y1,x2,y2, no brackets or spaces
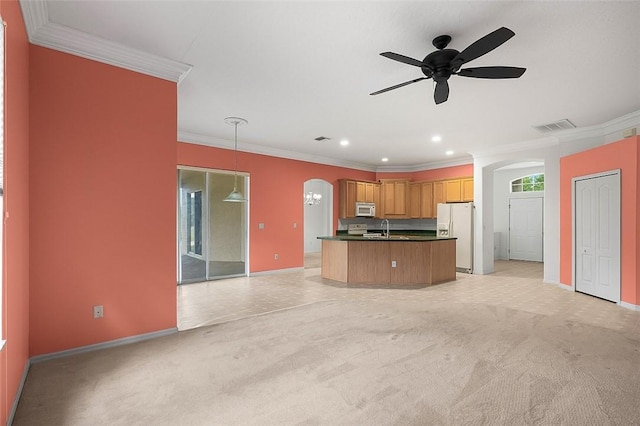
177,259,640,334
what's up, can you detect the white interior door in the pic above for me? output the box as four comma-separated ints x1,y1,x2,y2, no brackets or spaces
509,197,543,261
574,172,620,302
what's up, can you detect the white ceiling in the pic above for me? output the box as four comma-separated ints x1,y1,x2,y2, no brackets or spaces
22,1,640,170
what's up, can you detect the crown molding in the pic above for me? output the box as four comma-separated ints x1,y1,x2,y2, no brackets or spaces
178,131,378,172
19,0,48,35
19,0,192,83
375,157,473,173
470,136,559,158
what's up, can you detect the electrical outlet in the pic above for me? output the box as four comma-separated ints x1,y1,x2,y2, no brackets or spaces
274,253,279,260
391,260,397,268
93,305,104,319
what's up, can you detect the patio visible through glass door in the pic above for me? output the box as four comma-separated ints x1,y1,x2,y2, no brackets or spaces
178,169,248,284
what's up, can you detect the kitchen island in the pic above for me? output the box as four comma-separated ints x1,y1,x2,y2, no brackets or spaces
318,235,456,286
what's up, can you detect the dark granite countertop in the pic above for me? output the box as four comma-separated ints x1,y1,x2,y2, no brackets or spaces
335,229,437,237
318,235,455,241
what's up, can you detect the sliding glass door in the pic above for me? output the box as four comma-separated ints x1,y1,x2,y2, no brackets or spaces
178,168,248,284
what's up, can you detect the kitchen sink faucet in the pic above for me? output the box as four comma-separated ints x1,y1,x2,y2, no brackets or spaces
381,219,390,239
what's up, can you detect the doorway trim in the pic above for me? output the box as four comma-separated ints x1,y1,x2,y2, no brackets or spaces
571,169,620,300
177,165,250,283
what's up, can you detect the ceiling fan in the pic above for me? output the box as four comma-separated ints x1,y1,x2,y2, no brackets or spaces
370,27,526,104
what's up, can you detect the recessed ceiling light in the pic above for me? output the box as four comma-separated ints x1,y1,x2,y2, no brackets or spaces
445,150,454,156
431,135,442,143
340,139,349,146
381,157,389,162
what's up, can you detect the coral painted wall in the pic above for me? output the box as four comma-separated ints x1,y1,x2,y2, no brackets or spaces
29,46,178,356
410,164,473,181
178,143,376,272
0,0,31,423
559,136,639,305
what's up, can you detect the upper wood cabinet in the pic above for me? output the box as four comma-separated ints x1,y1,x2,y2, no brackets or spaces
461,177,474,201
409,183,421,218
341,176,471,219
356,181,379,203
444,177,474,203
339,179,381,218
381,180,409,218
445,179,462,202
433,181,446,215
409,181,435,219
338,179,357,218
421,182,434,218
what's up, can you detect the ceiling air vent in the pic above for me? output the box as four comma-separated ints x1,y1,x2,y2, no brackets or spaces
533,119,576,133
314,136,331,141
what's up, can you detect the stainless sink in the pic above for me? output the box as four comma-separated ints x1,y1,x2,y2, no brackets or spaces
362,234,411,240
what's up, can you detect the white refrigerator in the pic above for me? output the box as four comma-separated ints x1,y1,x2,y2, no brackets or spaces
436,202,474,273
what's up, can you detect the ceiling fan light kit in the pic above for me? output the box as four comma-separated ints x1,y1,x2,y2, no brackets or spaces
371,27,526,104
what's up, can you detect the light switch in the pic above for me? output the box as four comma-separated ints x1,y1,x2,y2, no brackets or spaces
258,223,265,229
391,260,397,268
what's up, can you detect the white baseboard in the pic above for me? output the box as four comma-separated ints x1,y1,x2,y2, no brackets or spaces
249,267,304,276
30,328,178,364
8,358,31,426
557,283,574,291
619,301,640,311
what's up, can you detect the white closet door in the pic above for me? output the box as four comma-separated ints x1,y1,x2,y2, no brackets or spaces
575,173,620,302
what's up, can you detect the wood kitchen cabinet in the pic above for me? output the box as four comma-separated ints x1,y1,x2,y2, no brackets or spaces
409,183,421,218
421,181,434,218
432,181,446,216
445,179,462,202
356,181,380,204
444,177,474,203
409,181,435,219
461,177,474,201
381,180,409,218
339,179,381,218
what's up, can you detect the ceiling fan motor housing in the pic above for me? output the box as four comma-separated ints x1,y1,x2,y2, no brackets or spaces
422,48,459,81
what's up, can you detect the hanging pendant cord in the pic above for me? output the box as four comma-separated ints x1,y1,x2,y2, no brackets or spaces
233,122,238,190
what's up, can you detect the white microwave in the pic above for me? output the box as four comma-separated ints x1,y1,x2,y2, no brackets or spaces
355,202,376,217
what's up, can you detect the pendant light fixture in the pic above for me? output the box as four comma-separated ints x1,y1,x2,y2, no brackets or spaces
223,116,248,202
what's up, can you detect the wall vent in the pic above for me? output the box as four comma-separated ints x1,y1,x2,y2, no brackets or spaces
532,119,576,133
314,136,331,141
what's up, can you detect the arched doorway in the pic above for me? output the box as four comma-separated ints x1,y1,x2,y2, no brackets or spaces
303,179,333,268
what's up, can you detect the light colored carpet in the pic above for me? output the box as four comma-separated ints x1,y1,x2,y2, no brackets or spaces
14,295,640,425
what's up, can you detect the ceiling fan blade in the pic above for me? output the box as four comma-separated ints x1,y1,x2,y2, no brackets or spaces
370,77,429,96
457,66,526,79
434,80,449,104
451,27,515,68
380,52,426,68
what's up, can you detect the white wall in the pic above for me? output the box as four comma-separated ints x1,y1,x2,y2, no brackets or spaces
493,165,545,260
304,179,333,253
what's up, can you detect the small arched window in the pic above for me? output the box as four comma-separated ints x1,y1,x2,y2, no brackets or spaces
511,173,544,193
